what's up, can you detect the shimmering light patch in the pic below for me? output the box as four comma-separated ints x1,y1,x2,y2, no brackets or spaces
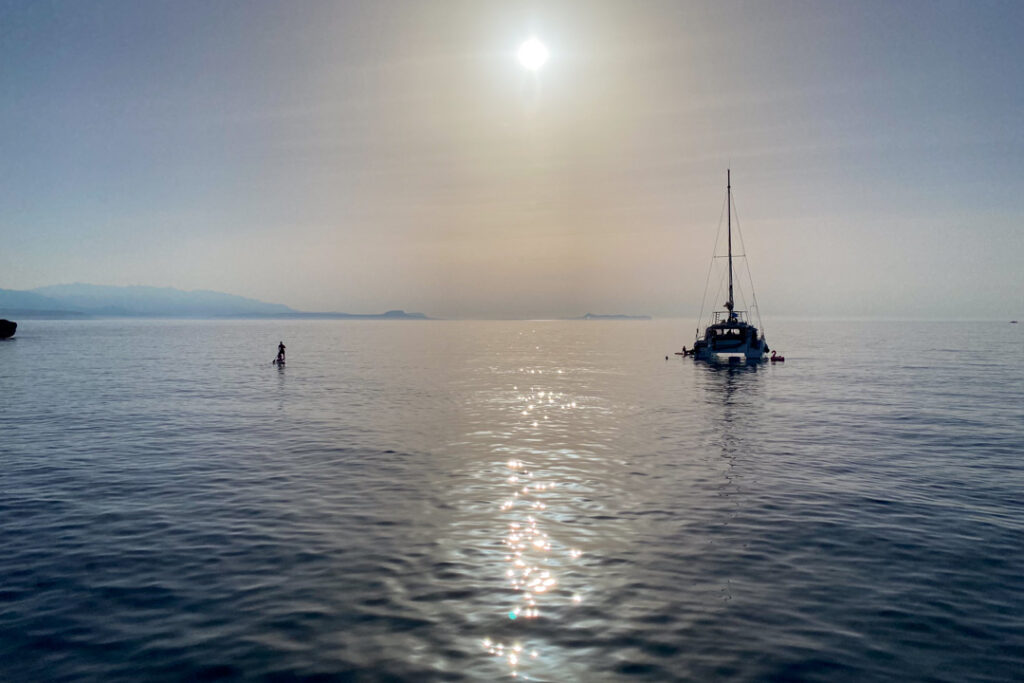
483,374,591,678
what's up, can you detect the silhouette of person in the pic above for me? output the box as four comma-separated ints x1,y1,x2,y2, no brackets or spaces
277,341,286,362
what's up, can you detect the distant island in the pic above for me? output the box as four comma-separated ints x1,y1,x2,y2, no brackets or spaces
0,284,429,320
570,313,652,320
244,310,429,320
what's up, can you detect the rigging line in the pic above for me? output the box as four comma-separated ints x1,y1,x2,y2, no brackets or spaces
705,263,728,329
710,265,727,319
730,192,766,334
697,192,728,333
738,278,750,317
731,198,751,316
734,248,751,316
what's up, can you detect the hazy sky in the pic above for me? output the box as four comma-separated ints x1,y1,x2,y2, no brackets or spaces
1,0,1021,318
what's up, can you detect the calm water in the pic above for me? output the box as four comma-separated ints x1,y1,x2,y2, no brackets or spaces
1,319,1022,682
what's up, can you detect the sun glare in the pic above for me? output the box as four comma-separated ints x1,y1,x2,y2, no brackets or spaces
517,38,549,71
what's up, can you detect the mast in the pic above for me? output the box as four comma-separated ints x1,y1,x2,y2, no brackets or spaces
727,169,734,316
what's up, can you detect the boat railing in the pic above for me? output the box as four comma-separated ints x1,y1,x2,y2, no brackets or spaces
711,310,749,324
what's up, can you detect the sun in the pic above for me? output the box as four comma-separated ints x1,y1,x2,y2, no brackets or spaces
517,37,549,71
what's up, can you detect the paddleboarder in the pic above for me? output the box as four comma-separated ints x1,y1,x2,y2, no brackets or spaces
276,341,286,364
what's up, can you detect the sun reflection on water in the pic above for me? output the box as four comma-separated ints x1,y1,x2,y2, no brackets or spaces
481,371,587,679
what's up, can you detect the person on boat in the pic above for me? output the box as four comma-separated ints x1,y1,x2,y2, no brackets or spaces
277,341,286,363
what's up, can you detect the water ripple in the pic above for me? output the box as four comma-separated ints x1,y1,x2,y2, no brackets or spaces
1,320,1022,681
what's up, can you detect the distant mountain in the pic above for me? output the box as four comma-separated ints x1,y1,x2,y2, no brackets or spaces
573,313,652,320
30,284,295,317
0,288,75,312
264,309,429,320
0,284,429,319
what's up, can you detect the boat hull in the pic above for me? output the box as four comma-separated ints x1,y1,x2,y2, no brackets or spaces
691,318,767,363
693,345,767,363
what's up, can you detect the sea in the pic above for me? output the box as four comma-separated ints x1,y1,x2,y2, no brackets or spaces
1,319,1022,682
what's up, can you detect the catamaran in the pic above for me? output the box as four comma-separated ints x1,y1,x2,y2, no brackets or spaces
689,171,769,364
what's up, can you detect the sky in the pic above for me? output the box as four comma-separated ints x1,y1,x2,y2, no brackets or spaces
1,0,1021,319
